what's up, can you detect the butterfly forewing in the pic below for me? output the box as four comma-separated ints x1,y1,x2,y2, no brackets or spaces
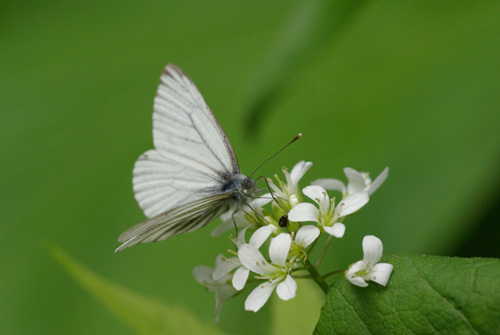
134,64,240,219
154,65,238,173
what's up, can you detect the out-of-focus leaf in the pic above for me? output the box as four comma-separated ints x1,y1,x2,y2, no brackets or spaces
271,279,325,334
315,255,500,335
50,245,225,335
243,0,368,133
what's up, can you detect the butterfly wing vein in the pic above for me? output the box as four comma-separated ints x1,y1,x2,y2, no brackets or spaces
116,192,233,252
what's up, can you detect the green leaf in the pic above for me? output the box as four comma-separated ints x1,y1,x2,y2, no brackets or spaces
49,245,225,335
315,255,500,335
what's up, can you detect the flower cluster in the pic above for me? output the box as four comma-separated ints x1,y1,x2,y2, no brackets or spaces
193,161,393,321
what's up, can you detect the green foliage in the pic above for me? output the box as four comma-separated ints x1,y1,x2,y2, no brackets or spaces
50,245,225,335
243,0,368,132
271,280,325,334
315,255,500,335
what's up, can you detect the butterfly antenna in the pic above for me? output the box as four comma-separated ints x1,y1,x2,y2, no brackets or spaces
250,133,302,178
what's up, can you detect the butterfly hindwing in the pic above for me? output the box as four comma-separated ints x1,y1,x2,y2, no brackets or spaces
116,192,234,252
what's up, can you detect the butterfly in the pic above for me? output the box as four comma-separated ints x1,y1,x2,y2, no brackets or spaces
115,64,259,252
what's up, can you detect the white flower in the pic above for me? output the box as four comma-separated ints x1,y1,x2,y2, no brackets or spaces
289,225,320,260
288,185,368,238
313,167,389,198
211,228,249,290
212,226,277,291
193,254,238,322
212,195,272,237
346,235,393,287
270,161,312,203
238,233,297,312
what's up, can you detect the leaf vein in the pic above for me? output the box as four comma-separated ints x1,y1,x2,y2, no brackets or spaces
399,256,480,335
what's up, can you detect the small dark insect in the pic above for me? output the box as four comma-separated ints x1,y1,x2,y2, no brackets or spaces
279,214,289,228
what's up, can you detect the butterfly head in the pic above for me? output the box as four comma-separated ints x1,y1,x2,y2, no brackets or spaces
241,176,258,198
221,174,258,200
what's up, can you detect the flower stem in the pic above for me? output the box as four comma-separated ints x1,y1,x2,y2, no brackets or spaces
315,235,332,268
304,257,329,294
319,269,345,280
306,236,319,254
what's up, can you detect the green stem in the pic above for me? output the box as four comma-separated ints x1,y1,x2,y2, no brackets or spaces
307,236,319,254
304,257,329,294
315,235,332,268
319,269,345,280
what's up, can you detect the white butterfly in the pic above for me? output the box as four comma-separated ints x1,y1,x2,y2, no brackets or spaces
115,64,259,252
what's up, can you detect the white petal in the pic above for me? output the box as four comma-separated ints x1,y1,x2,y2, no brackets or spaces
276,274,297,301
344,167,367,195
235,227,249,247
269,181,282,194
238,244,275,274
367,167,389,196
215,254,227,267
249,226,272,249
362,235,383,265
211,220,234,237
345,261,369,287
290,161,313,184
346,260,364,277
251,194,273,207
269,233,291,267
192,265,214,284
289,194,299,207
324,223,345,238
349,275,369,287
336,191,369,218
211,211,248,237
295,225,320,248
302,185,329,207
232,267,250,290
312,178,346,195
369,263,393,287
220,208,235,221
288,203,319,223
214,284,237,322
212,257,241,281
245,281,276,312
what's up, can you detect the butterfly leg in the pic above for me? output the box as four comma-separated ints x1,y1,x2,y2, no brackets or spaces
231,210,239,238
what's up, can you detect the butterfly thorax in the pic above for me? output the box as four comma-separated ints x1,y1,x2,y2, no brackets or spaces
222,173,258,202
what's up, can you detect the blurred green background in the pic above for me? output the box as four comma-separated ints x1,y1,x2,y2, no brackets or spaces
1,1,499,334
